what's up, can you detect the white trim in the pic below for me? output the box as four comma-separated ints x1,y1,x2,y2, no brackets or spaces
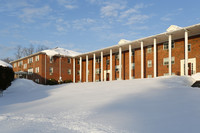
185,30,188,76
168,34,172,76
93,54,96,82
154,38,157,77
180,58,196,76
80,57,82,82
141,41,144,79
86,55,88,82
110,49,112,81
119,47,122,80
101,51,103,82
129,44,132,80
73,58,75,83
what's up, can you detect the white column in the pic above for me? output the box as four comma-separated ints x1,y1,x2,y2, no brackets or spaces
154,38,157,78
93,54,96,82
168,34,172,76
119,47,122,80
73,58,75,83
80,57,82,82
45,54,47,84
110,49,112,81
185,30,188,76
129,44,132,80
101,51,103,82
60,56,62,82
141,41,144,79
86,55,88,82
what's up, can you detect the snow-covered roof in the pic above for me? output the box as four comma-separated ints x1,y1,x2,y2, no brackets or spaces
118,39,131,45
166,25,182,32
41,47,81,57
0,60,12,68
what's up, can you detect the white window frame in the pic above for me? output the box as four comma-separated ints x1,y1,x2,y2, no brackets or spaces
163,41,175,50
24,64,27,69
35,67,39,73
163,57,175,65
28,57,33,64
49,67,53,75
68,58,71,64
147,60,152,68
68,69,71,75
147,46,152,53
14,63,17,68
28,68,33,74
147,75,152,78
35,55,39,61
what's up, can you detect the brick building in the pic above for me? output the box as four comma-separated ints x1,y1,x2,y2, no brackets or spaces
11,23,200,84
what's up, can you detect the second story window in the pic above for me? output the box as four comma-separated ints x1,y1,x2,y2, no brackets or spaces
68,58,71,64
163,41,175,50
35,67,39,73
28,57,33,64
14,63,17,68
147,60,152,67
35,55,39,61
49,67,53,75
147,46,152,53
24,64,27,69
18,61,23,67
50,57,53,63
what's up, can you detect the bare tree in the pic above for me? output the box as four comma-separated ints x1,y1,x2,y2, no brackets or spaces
1,57,13,63
36,45,49,52
15,45,23,59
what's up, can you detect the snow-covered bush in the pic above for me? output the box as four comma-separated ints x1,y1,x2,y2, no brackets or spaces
47,78,58,85
0,65,14,92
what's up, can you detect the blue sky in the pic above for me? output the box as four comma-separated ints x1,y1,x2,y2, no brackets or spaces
0,0,200,59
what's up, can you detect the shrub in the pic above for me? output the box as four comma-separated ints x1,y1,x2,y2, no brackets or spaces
63,79,72,83
47,78,58,85
0,66,14,92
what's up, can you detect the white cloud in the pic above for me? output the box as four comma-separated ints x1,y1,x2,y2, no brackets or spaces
19,5,52,23
72,18,96,30
125,15,150,25
161,8,183,22
57,0,78,9
100,2,126,18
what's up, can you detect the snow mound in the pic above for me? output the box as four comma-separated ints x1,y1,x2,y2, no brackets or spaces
1,76,200,133
0,60,12,68
191,73,200,81
42,47,81,57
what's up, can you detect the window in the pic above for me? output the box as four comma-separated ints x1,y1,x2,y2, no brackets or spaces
24,64,27,69
35,55,39,61
147,75,152,78
96,58,100,63
49,67,53,75
50,57,53,63
68,58,71,64
163,41,175,50
14,63,17,68
132,63,135,69
147,60,152,67
96,68,101,74
115,54,119,60
77,70,80,75
147,46,152,53
28,68,33,74
115,65,120,72
188,44,191,52
163,57,175,65
77,59,80,65
18,61,23,66
35,67,39,73
68,69,71,75
132,50,135,56
28,57,33,64
106,59,109,65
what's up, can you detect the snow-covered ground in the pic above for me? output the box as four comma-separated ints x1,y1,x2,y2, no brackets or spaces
0,76,200,133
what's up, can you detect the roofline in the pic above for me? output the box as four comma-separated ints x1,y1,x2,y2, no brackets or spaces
11,23,200,62
75,23,200,57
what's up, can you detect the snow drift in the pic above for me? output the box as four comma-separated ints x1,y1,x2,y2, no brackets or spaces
0,76,200,133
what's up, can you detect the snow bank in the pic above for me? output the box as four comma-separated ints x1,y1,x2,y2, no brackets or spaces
0,76,200,133
41,47,81,57
0,60,12,68
191,73,200,81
